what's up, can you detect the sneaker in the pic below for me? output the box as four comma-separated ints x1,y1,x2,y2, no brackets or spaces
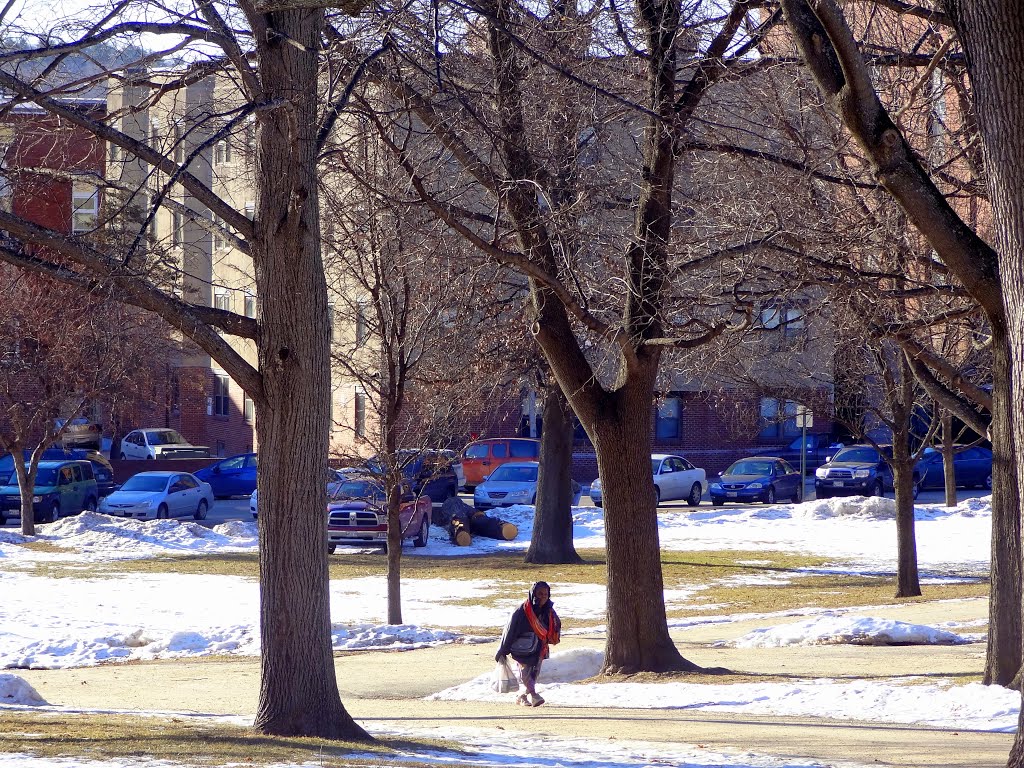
529,694,545,707
516,694,530,706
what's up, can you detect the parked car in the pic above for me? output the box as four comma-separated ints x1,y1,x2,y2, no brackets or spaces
99,471,214,520
814,444,921,499
461,438,540,490
0,459,99,524
118,429,211,460
917,446,993,490
709,456,802,505
590,453,706,507
327,475,431,553
473,461,582,511
367,449,459,506
249,468,351,520
194,453,257,498
763,434,845,469
0,448,115,498
55,417,103,450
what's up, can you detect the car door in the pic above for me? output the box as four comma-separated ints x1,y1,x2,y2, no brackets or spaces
667,457,691,499
653,458,675,500
775,460,797,497
70,464,86,511
176,474,202,515
676,456,701,493
214,455,247,496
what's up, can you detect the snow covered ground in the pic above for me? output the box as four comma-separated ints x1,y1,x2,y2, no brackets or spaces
0,495,1013,768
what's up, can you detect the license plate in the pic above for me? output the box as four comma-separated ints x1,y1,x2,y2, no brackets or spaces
834,481,844,487
726,491,737,498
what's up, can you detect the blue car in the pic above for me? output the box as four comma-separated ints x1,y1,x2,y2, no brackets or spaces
474,461,582,510
193,453,257,498
709,456,802,505
918,446,992,490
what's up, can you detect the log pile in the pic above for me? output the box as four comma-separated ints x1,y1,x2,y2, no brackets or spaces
438,496,518,546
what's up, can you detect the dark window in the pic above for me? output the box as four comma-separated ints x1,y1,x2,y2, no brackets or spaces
214,374,230,417
354,392,366,438
465,444,489,459
355,302,370,346
509,440,538,458
656,398,681,439
491,443,507,458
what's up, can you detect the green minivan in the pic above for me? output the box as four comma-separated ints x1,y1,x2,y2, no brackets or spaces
0,460,99,525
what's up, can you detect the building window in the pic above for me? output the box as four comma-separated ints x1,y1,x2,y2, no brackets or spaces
170,372,180,416
213,373,230,417
243,393,254,424
784,308,805,339
244,201,255,220
760,397,799,439
214,140,232,165
244,292,256,318
71,183,99,233
354,390,366,438
216,440,226,457
327,303,335,342
171,211,183,246
214,291,231,312
655,397,681,439
212,214,226,250
355,301,370,346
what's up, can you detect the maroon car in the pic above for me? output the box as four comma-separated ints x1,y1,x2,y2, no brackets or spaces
327,476,431,554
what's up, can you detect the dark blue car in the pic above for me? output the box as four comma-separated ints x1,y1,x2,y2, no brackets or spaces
918,446,992,490
193,453,258,498
709,456,802,505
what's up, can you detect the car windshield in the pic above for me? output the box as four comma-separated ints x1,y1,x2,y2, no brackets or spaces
145,430,187,446
120,475,170,492
2,466,60,487
832,447,880,463
726,460,773,476
335,480,385,500
489,465,538,483
57,417,91,427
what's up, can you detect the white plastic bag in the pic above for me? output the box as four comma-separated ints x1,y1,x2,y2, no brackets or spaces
491,658,517,693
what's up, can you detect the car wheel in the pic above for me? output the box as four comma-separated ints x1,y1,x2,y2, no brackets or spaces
156,503,169,519
119,452,127,460
328,543,337,555
764,485,776,504
817,490,830,500
686,483,702,507
413,515,430,547
711,496,724,506
194,499,208,520
83,497,97,513
653,486,661,507
791,485,802,504
47,501,60,523
873,480,884,497
593,499,603,508
146,456,154,460
912,478,921,500
986,474,993,491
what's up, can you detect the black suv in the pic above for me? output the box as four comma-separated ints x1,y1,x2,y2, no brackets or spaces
367,449,459,506
814,444,920,499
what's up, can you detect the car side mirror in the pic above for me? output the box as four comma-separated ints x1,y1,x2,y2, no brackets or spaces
213,466,221,474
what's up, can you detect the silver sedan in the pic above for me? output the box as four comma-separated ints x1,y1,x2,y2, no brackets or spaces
99,471,215,520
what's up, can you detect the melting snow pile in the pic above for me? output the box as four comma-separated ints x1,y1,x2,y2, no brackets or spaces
727,614,971,647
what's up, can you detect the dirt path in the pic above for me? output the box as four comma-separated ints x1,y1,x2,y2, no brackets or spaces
14,597,1013,768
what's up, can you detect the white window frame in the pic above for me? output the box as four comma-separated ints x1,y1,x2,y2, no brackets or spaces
71,183,99,234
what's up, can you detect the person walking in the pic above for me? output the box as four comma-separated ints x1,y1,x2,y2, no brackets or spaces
495,581,561,706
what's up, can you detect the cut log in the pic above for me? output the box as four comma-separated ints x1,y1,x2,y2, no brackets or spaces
470,511,518,541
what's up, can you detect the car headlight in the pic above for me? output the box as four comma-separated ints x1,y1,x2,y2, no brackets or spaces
709,483,721,491
747,482,763,489
815,468,828,478
853,469,871,479
32,495,42,503
591,478,602,491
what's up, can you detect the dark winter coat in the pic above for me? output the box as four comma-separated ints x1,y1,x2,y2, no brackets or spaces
495,582,561,665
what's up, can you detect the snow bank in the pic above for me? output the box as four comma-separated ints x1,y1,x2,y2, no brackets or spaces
0,673,46,705
727,615,971,648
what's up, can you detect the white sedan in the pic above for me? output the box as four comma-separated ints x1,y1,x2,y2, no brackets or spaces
99,471,214,520
590,453,706,507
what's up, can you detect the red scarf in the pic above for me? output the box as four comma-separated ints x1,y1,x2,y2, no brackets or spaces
524,599,560,660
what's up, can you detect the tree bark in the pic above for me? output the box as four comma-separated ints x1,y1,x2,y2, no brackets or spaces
251,7,366,740
986,329,1021,687
386,482,403,625
526,384,582,564
940,411,957,508
890,456,921,598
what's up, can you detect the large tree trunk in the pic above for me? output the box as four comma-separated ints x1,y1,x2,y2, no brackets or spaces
526,384,582,564
251,7,367,740
891,458,920,598
386,482,404,625
587,361,698,674
13,453,37,536
939,3,1024,761
986,325,1021,687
